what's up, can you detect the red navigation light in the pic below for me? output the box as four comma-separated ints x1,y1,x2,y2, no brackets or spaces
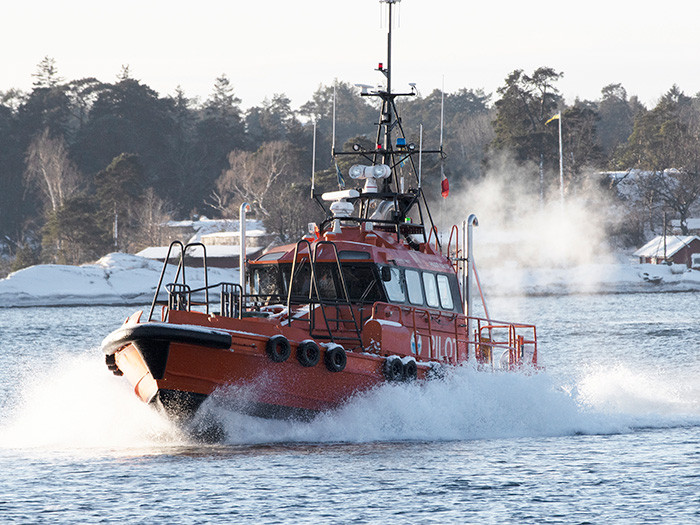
377,144,383,150
378,63,383,70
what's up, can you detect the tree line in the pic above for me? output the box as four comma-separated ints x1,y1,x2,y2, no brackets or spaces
1,58,699,275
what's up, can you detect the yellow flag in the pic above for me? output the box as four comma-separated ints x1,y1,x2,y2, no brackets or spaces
545,113,560,125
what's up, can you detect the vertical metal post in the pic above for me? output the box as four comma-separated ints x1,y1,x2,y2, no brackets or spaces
239,202,251,294
113,204,118,250
418,124,423,189
465,214,478,351
558,111,564,209
311,121,317,198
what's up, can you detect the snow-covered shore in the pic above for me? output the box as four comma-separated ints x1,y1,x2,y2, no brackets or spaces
479,260,700,296
0,252,698,308
0,253,237,307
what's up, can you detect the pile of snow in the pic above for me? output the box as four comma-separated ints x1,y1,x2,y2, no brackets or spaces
0,252,698,308
0,253,238,307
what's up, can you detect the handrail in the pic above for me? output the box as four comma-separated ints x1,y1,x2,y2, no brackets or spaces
370,301,467,362
148,241,184,321
286,240,313,325
447,224,460,273
220,282,243,318
370,301,536,366
425,224,440,252
147,241,210,321
476,320,537,368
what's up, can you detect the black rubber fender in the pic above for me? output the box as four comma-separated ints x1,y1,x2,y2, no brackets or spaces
105,354,123,376
266,335,291,362
403,360,418,381
297,341,321,367
324,346,347,372
383,357,404,382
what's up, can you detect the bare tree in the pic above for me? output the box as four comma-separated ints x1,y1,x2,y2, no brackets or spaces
24,129,80,212
130,188,174,252
210,141,291,218
210,140,315,242
654,170,700,235
451,111,495,180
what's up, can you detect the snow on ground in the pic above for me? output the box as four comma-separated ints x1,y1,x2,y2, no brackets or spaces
0,252,698,307
0,253,238,307
478,260,700,296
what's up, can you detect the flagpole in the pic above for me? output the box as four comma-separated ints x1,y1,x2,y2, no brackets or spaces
546,111,564,210
311,121,316,198
557,111,564,209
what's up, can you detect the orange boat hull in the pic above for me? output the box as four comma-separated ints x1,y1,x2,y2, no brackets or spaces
106,309,430,421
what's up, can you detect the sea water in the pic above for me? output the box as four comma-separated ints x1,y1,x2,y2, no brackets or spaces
0,293,699,523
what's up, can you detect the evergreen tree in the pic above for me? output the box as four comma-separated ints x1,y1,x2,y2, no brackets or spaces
71,76,178,205
187,75,249,213
559,102,604,187
246,93,297,144
491,67,564,196
93,153,146,252
597,83,636,159
0,100,30,239
42,195,111,264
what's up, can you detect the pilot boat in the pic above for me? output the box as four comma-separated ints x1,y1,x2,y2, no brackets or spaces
101,0,538,427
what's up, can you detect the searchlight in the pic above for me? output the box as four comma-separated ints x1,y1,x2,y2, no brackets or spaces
348,164,391,193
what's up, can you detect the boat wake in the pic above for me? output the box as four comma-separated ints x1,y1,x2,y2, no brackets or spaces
0,352,185,453
1,352,699,453
204,362,700,445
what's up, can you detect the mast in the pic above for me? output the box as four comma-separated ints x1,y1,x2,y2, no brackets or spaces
325,0,443,248
384,0,394,163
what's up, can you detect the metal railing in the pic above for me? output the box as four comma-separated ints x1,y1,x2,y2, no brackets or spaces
148,241,209,321
369,301,537,367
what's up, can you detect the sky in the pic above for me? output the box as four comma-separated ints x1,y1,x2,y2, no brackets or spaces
2,0,700,110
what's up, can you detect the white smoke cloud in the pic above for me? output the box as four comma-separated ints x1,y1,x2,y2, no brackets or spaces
429,153,622,296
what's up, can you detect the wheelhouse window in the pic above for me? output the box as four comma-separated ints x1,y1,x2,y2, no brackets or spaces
339,250,371,260
253,261,461,312
256,251,286,262
383,266,405,302
436,274,454,310
316,264,338,299
282,262,312,299
405,269,423,305
263,262,385,304
422,272,440,308
340,265,383,303
252,264,282,296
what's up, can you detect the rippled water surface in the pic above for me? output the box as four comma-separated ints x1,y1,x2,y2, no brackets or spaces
1,293,699,523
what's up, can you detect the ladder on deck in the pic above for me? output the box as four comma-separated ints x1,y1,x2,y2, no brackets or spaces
286,240,363,348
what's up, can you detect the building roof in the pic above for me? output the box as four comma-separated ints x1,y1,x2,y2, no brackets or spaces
201,229,268,240
633,235,700,258
137,245,261,260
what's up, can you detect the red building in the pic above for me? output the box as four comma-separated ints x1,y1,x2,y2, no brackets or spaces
633,235,700,268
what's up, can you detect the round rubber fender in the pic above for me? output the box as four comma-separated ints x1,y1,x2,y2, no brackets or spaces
324,346,347,372
383,357,404,382
297,341,321,367
266,335,291,362
403,360,418,381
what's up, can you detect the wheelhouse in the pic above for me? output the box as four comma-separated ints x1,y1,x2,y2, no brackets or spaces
249,254,463,313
